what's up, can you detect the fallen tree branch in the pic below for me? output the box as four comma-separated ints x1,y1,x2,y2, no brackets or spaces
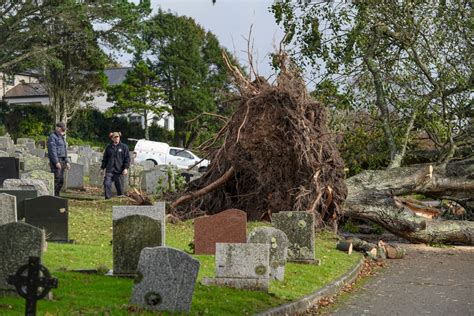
171,167,235,209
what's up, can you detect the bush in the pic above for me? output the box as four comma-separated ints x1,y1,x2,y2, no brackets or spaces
3,104,52,140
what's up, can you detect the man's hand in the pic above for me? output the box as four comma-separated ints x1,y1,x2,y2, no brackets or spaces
122,168,128,176
55,162,61,169
66,163,71,170
100,169,105,176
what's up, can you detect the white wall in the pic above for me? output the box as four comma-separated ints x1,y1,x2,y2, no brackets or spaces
0,72,39,98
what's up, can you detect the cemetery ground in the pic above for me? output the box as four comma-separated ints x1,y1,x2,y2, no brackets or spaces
0,196,362,315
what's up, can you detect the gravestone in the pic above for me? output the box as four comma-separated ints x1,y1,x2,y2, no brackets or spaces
67,153,79,163
140,169,168,194
113,202,166,243
0,136,13,150
139,160,155,171
22,155,50,172
129,164,144,188
0,189,37,219
30,148,46,158
202,243,270,291
0,150,9,157
0,193,16,225
0,222,45,293
248,226,289,281
88,163,102,187
24,196,68,242
113,215,163,276
130,247,200,313
21,170,54,196
194,209,247,255
272,211,315,262
77,156,91,175
3,178,49,196
64,163,84,189
0,157,20,186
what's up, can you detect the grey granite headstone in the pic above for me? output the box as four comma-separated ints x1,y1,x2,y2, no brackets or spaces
0,157,20,186
30,148,46,158
21,155,50,172
21,170,54,196
0,193,16,225
272,211,315,262
0,150,9,157
202,243,270,291
89,163,102,187
130,247,200,313
248,227,289,281
139,160,156,171
0,136,13,150
0,222,44,293
113,214,163,275
129,164,144,188
141,169,168,194
68,153,79,163
3,178,49,196
0,189,37,219
65,163,84,189
77,156,91,175
112,202,166,244
24,196,68,242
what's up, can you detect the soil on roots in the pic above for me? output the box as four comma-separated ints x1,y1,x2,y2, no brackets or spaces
174,54,347,223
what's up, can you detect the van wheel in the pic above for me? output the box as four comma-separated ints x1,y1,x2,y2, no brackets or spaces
147,159,158,166
198,166,207,173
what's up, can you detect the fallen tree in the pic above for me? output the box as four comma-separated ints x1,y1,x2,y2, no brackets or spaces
345,159,474,245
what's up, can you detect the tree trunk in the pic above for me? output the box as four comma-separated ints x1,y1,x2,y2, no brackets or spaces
344,159,474,245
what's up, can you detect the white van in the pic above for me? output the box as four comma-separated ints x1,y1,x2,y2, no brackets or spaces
133,139,209,172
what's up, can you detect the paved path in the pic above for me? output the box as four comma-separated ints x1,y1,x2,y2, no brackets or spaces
331,244,474,316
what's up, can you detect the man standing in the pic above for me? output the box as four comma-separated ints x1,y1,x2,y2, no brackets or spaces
47,122,70,196
100,132,130,199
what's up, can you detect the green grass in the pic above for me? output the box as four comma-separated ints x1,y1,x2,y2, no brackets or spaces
0,198,362,315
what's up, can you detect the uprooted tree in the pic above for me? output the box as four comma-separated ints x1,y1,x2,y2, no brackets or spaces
173,52,347,228
171,51,474,246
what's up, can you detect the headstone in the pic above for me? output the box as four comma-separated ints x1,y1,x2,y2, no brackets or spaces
21,170,54,196
139,160,155,171
129,164,144,188
113,202,166,243
64,163,84,189
113,215,163,276
67,153,79,163
272,211,315,262
0,193,16,225
0,150,9,157
130,247,200,313
0,157,20,186
112,174,129,195
3,178,49,196
16,138,35,146
77,156,91,175
0,189,37,219
194,209,247,255
30,148,45,158
24,196,68,242
248,227,289,281
140,169,168,194
88,163,102,187
0,136,13,150
37,140,46,149
0,222,45,293
202,243,270,291
22,155,50,172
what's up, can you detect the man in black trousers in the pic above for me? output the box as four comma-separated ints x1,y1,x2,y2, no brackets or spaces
47,122,70,196
100,132,130,199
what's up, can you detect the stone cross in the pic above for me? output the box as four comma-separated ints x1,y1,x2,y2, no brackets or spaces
7,256,58,316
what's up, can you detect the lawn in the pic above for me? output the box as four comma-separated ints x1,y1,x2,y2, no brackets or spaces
0,198,362,315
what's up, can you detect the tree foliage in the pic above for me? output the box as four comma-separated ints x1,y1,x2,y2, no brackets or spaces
107,61,168,140
272,0,473,168
141,9,237,147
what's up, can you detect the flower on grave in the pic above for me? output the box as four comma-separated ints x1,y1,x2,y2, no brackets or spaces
298,219,306,228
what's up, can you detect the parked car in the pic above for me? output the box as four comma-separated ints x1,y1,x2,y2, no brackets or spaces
133,139,209,172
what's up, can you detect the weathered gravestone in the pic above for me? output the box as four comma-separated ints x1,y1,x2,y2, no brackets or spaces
88,163,102,187
24,196,68,242
129,164,144,188
30,148,46,158
0,136,13,150
77,156,90,175
0,157,20,186
0,150,9,157
0,222,45,294
194,209,247,255
139,160,155,171
202,243,270,291
0,189,37,220
248,226,289,281
64,163,84,189
21,170,54,196
130,247,200,313
272,211,316,262
3,178,49,196
140,169,168,194
21,155,50,172
67,153,78,163
112,203,166,275
0,193,16,225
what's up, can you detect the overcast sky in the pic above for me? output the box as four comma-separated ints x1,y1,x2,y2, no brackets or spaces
123,0,284,80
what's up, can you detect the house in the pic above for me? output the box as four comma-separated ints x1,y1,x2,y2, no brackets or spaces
1,68,174,131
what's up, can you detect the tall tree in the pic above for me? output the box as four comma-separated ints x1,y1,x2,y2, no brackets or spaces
141,10,236,147
107,61,168,140
272,0,473,168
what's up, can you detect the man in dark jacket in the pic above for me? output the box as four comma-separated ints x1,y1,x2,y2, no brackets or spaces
47,122,70,196
100,132,130,199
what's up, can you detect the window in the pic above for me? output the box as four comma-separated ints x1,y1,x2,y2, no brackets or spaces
169,148,178,156
176,150,193,159
4,74,14,86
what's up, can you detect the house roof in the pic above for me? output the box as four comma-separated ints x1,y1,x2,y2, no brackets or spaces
104,67,131,85
3,83,48,98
